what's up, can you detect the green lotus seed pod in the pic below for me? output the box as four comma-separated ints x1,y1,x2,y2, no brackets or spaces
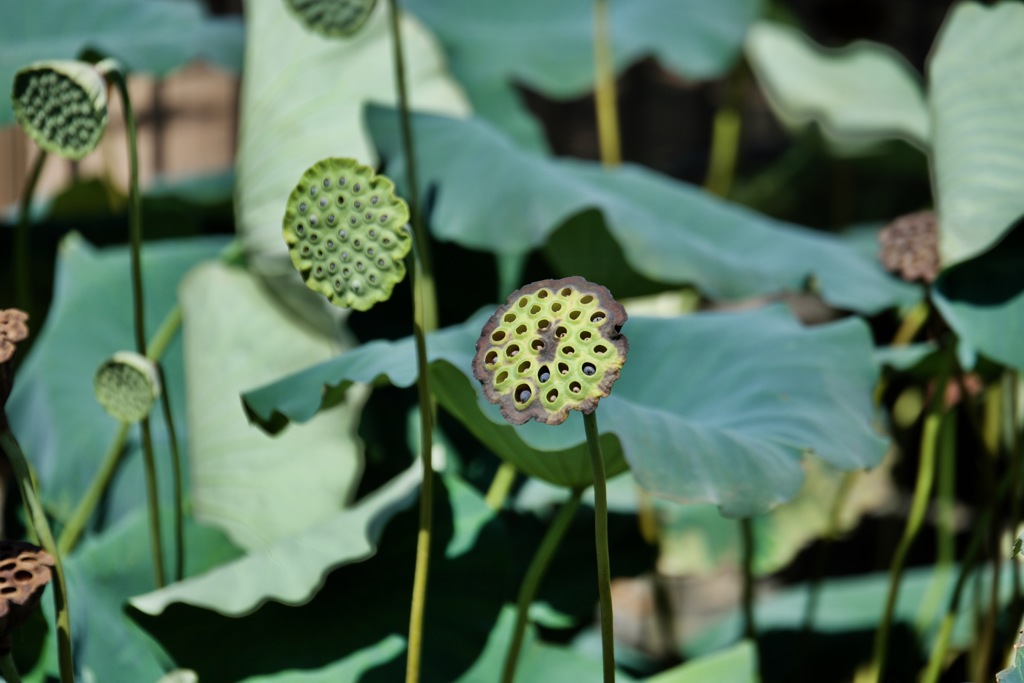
283,0,378,37
283,157,411,311
11,60,108,160
94,351,161,423
473,277,628,426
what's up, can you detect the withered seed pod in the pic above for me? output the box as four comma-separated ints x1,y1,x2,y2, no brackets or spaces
0,540,54,654
878,210,940,284
473,277,628,426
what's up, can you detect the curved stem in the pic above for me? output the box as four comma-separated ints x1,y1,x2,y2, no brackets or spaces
501,488,584,683
14,151,47,315
593,0,621,167
739,517,757,642
388,4,437,682
156,363,184,582
485,462,518,511
0,429,74,683
584,410,615,683
868,349,952,683
0,652,23,683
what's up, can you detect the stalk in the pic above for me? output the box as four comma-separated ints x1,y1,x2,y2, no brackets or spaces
593,0,621,166
0,429,74,683
156,363,185,582
867,347,952,683
501,488,584,683
739,517,757,642
485,462,518,511
0,652,23,683
14,151,48,315
584,410,615,683
387,3,438,682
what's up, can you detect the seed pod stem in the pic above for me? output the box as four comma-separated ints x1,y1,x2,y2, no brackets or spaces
584,410,616,682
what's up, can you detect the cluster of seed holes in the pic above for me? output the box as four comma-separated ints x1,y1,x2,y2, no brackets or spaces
16,71,103,154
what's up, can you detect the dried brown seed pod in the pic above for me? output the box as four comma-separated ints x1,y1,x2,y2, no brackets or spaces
0,540,54,654
878,210,940,284
473,277,628,426
0,310,29,364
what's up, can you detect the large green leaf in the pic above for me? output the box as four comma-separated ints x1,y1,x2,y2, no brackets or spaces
404,0,759,148
179,261,367,551
929,1,1024,266
7,234,230,529
745,21,929,151
130,474,509,683
932,218,1024,370
0,0,242,125
646,641,758,683
244,305,885,516
236,0,468,320
368,108,918,315
998,631,1024,683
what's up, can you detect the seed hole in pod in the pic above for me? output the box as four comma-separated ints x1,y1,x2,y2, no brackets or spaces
342,251,350,261
551,302,563,313
316,248,325,258
339,177,347,185
353,183,362,192
518,297,529,308
538,319,550,330
309,187,318,197
350,216,358,225
492,330,506,342
580,330,592,341
538,365,551,382
329,262,337,271
591,312,606,323
580,295,594,305
369,229,377,239
558,362,570,375
338,229,348,239
563,346,576,356
485,350,498,365
323,178,331,188
530,304,542,315
365,212,373,220
377,258,387,267
309,215,319,226
299,202,308,212
382,236,392,245
351,280,362,292
356,260,365,271
315,266,324,276
516,384,531,403
334,279,343,290
367,247,376,257
319,198,328,208
496,370,509,383
327,214,336,224
555,326,568,339
504,313,517,323
296,224,305,235
546,388,558,403
516,324,528,335
531,338,545,351
309,232,319,242
569,310,582,321
1,587,15,595
369,274,377,284
354,200,362,209
380,214,388,224
560,287,572,296
570,381,582,394
342,267,351,277
518,360,531,374
337,195,346,206
582,362,596,376
353,239,362,248
371,196,379,204
0,563,14,572
327,239,335,249
594,344,608,354
506,344,520,358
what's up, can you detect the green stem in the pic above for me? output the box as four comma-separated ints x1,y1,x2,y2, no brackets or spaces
501,488,584,683
56,304,183,555
485,461,518,511
14,151,47,315
139,417,166,588
584,410,615,683
593,0,621,166
0,652,23,683
739,517,757,642
388,4,437,682
703,105,741,197
868,350,952,683
155,363,184,582
0,429,74,683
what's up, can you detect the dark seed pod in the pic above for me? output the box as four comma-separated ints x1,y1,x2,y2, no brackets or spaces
0,540,54,655
473,277,628,426
878,210,940,284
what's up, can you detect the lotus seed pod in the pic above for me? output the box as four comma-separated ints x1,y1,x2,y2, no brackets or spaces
94,351,162,423
473,277,628,426
0,309,29,364
283,0,378,37
878,210,940,284
11,60,108,160
283,157,411,311
0,540,54,655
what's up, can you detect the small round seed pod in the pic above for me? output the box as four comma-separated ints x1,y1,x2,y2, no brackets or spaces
11,60,108,160
284,0,378,37
0,310,29,365
94,351,162,423
0,540,54,655
283,157,411,311
473,277,628,426
878,210,940,284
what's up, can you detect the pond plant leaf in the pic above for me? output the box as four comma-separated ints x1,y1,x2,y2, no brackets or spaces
997,631,1024,683
244,305,884,516
179,262,368,551
368,107,918,315
744,21,929,151
284,0,378,37
402,0,759,148
0,0,242,124
929,1,1024,267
